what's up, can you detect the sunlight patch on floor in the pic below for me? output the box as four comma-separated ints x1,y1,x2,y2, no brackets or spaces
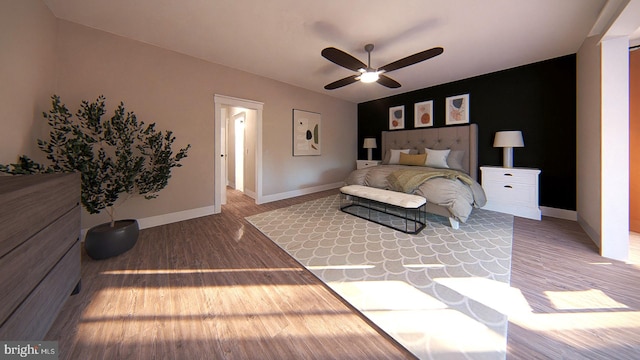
545,289,629,310
75,283,393,346
327,280,506,358
328,281,447,311
434,277,533,316
511,311,640,331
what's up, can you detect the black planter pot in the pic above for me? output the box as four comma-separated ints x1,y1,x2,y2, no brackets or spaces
85,219,139,260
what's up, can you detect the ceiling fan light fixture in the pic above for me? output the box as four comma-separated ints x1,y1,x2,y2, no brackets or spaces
322,44,443,89
359,71,379,83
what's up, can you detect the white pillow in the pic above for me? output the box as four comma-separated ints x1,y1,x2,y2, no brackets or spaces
388,149,411,164
425,148,450,168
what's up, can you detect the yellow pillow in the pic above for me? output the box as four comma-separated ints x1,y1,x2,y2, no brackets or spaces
398,152,427,166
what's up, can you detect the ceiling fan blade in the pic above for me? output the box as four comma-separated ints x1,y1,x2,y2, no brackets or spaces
324,75,359,90
379,47,444,73
321,47,367,71
377,74,401,88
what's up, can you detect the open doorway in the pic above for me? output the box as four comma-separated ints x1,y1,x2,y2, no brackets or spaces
233,112,245,192
226,109,255,195
214,95,264,214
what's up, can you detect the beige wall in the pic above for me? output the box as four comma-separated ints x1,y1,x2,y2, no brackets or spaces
576,36,602,245
577,35,630,261
0,0,58,164
2,9,357,229
598,37,630,261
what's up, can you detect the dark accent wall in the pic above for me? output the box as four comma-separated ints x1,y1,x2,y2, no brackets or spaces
358,54,576,211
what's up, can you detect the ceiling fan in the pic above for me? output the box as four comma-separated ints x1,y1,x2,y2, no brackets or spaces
321,44,444,90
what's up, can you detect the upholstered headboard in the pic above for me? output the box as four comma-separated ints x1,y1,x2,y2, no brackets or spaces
381,124,479,180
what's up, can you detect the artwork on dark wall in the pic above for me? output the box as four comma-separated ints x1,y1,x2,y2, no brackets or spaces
357,54,577,211
389,105,405,130
445,93,470,125
414,100,433,128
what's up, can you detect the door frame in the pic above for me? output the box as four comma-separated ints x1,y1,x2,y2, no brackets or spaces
214,94,264,213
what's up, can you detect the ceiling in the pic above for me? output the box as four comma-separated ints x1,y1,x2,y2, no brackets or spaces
41,0,637,104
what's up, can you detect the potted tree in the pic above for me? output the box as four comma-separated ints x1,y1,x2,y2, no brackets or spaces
1,95,190,259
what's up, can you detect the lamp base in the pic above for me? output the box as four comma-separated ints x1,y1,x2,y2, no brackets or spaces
367,148,373,161
503,147,514,168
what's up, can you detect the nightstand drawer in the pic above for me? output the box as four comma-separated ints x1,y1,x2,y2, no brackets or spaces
484,182,537,206
356,160,381,169
482,169,536,185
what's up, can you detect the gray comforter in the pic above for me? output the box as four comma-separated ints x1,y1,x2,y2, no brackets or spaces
344,165,487,223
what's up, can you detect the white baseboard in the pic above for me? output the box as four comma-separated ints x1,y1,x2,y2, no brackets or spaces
81,205,216,241
540,206,577,221
80,181,342,239
577,213,601,249
137,205,216,229
259,182,344,204
244,188,257,199
80,183,342,240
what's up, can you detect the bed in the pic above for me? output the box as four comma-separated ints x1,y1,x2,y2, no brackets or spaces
344,124,486,227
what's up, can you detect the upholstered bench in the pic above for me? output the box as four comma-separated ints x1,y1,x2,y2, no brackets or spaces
340,185,427,234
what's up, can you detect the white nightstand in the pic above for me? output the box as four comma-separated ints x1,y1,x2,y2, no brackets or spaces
480,166,541,220
356,160,381,169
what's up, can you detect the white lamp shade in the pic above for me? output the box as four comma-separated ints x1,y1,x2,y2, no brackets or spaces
493,131,524,148
363,138,377,149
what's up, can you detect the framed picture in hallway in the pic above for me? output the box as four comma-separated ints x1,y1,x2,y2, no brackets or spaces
293,109,321,156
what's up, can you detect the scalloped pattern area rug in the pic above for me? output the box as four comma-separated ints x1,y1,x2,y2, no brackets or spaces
246,195,514,360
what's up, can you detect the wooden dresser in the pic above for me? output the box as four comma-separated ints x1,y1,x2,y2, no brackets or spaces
0,173,81,340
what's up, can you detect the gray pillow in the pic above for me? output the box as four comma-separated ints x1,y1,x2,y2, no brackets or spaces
424,148,450,168
447,150,465,171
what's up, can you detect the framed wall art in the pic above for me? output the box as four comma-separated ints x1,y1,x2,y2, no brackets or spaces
292,109,321,156
445,93,469,125
389,105,405,130
414,100,433,128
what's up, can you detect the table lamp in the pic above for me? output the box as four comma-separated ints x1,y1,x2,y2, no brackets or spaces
493,131,524,168
363,138,377,161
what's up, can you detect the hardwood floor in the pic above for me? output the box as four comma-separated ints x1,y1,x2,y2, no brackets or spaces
508,217,640,359
46,189,640,359
47,189,414,359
